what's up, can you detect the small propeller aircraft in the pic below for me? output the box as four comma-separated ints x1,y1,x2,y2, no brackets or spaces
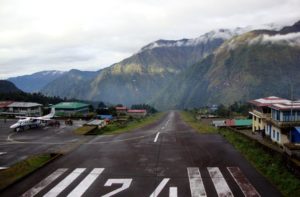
10,108,56,132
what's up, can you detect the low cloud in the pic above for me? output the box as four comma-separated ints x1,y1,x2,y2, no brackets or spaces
261,32,300,46
248,32,300,46
0,0,300,79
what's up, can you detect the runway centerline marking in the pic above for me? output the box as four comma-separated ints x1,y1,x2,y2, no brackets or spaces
67,168,104,197
227,167,260,197
21,168,68,197
0,152,7,155
187,167,206,197
208,167,233,197
150,178,170,197
44,168,86,197
154,132,160,142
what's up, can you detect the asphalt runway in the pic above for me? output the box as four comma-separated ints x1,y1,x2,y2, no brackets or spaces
0,112,281,196
0,119,88,168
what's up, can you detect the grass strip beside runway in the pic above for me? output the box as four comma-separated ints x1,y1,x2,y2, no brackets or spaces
220,130,300,197
74,125,97,135
0,153,59,191
89,112,165,135
179,111,218,133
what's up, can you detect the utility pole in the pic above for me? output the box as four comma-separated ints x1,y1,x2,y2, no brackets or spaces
290,83,293,142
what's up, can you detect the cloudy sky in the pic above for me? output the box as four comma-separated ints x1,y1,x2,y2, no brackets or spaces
0,0,299,79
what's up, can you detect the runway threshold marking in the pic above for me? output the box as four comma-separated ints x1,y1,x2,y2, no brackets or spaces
154,132,160,142
227,167,260,197
21,168,68,197
187,167,206,197
208,167,233,197
44,168,86,197
169,187,178,197
67,168,104,197
149,178,170,197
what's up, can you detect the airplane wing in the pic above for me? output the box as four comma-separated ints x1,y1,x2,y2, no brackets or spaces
15,108,55,121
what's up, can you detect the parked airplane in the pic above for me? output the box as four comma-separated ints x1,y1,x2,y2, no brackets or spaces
10,108,56,132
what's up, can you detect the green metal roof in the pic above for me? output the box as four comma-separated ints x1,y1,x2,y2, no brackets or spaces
51,102,89,109
234,119,252,126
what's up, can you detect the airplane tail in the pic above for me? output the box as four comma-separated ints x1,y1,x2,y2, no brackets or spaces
49,108,55,117
42,108,55,119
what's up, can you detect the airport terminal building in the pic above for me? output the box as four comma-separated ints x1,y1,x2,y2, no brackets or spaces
51,102,90,117
0,101,42,116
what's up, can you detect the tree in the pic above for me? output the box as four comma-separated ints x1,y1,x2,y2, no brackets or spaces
98,102,106,109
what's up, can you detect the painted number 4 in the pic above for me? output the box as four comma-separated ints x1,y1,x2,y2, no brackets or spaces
101,178,177,197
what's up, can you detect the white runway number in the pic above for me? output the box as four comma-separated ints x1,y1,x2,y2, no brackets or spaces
21,167,259,197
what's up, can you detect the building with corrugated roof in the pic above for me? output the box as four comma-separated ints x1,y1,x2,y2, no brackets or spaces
248,96,290,133
116,106,127,116
266,101,300,145
3,102,42,116
0,101,13,112
127,109,147,118
51,102,90,116
249,96,300,145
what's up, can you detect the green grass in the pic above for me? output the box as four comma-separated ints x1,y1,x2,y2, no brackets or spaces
180,111,218,133
0,153,57,191
74,125,97,135
219,129,300,197
180,110,300,196
90,113,165,135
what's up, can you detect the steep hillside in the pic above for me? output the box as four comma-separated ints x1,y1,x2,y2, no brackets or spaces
0,80,22,93
42,29,239,105
154,21,300,109
8,70,65,93
42,69,98,99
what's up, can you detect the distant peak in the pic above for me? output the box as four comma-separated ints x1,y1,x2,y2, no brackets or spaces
138,28,242,53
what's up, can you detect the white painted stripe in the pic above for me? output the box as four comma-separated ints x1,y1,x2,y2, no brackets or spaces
0,167,8,170
22,168,68,197
67,168,104,197
169,187,178,197
44,168,86,197
227,167,260,197
187,167,206,197
0,152,7,155
149,178,170,197
208,167,233,197
154,132,160,142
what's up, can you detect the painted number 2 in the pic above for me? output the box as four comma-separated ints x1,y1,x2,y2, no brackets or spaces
102,179,133,197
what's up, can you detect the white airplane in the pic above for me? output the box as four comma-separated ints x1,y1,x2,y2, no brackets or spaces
10,108,56,132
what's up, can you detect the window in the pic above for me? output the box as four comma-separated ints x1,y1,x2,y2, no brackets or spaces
258,118,261,123
276,111,280,121
254,116,256,121
276,132,280,142
273,130,275,139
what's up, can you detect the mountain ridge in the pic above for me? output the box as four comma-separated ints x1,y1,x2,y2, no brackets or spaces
10,19,300,109
8,70,65,93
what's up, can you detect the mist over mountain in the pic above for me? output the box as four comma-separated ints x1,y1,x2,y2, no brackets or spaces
8,70,65,93
10,20,300,109
153,20,300,109
42,28,240,104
